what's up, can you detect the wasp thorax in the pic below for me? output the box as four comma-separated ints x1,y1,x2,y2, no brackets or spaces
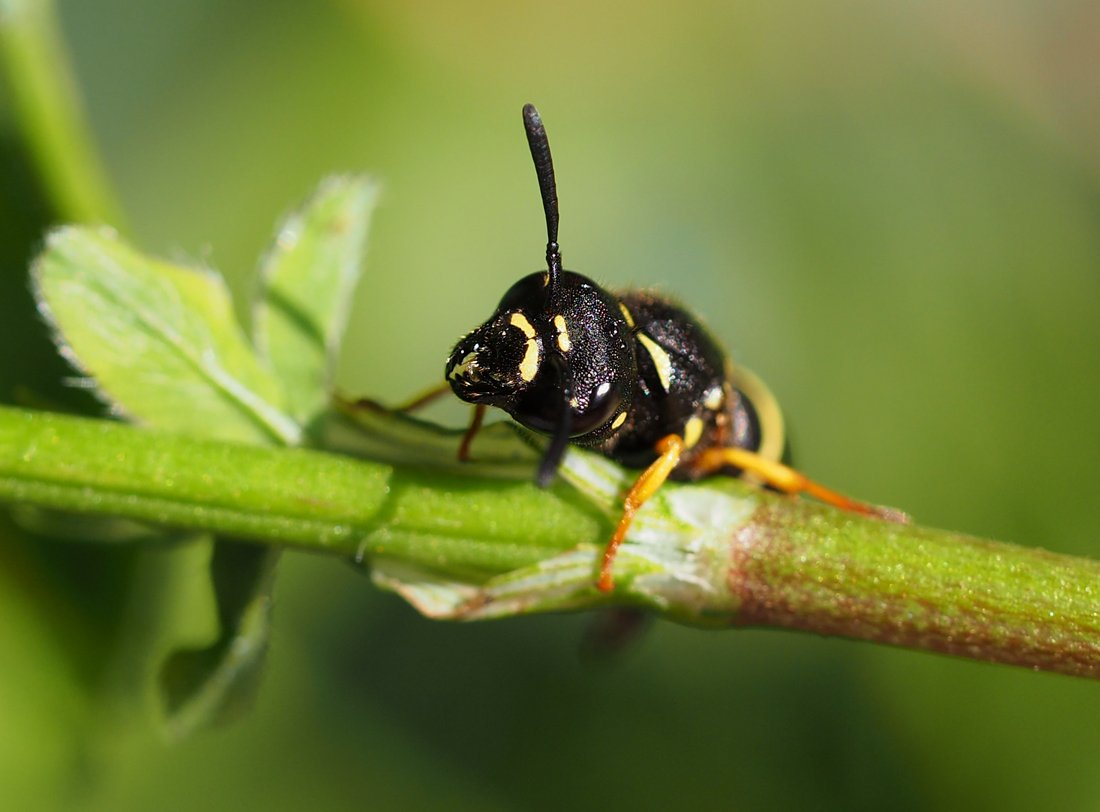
446,309,543,406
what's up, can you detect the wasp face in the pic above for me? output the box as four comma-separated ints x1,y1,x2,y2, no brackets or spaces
446,309,544,407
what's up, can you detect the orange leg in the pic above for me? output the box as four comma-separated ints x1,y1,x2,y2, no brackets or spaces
692,446,908,523
457,403,486,462
598,434,684,593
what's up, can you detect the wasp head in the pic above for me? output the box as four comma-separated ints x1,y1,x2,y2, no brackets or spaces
446,309,544,407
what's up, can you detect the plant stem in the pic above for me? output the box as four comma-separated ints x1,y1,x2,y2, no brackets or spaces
731,500,1100,677
0,0,122,224
0,404,392,551
1,404,1099,680
0,406,591,570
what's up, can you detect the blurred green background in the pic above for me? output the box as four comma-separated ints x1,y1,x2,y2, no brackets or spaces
3,0,1100,809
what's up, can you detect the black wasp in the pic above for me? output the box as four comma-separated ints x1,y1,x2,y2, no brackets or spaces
438,104,897,593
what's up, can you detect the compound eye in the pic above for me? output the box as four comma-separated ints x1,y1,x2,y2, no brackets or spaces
571,379,622,435
497,272,549,312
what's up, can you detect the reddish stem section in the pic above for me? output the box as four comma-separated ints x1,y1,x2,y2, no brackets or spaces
728,501,1100,679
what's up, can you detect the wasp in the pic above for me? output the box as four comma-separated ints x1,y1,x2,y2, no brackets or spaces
441,104,898,593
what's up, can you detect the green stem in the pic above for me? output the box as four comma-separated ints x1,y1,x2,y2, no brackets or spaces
0,405,390,550
0,406,591,571
0,0,122,224
1,404,1099,680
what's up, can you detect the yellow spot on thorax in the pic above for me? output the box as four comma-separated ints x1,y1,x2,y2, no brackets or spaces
703,385,724,411
683,415,704,449
611,411,627,430
618,302,635,328
637,333,673,392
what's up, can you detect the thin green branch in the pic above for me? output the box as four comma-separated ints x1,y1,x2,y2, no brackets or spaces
0,405,392,550
0,0,123,224
0,405,591,569
2,404,1099,680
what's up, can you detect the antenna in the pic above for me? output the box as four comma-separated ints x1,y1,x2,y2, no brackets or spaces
535,354,574,487
522,104,562,288
523,105,570,486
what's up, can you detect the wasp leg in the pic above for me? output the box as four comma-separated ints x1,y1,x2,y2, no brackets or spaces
599,434,684,593
340,383,451,415
391,384,486,464
393,383,452,413
457,403,487,462
692,446,908,523
349,385,486,464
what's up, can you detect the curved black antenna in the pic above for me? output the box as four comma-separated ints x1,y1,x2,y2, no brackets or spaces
523,105,570,486
535,354,574,487
522,104,562,289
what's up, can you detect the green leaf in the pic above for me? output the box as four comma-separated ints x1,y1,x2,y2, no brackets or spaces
153,541,280,738
253,176,379,427
159,539,278,740
30,225,305,737
32,226,300,445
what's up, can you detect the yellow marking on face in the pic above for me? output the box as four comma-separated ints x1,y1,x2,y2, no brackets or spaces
683,415,704,449
703,385,724,410
618,302,635,328
449,351,478,380
611,411,627,430
518,339,540,382
637,333,673,392
509,311,536,338
553,314,571,352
